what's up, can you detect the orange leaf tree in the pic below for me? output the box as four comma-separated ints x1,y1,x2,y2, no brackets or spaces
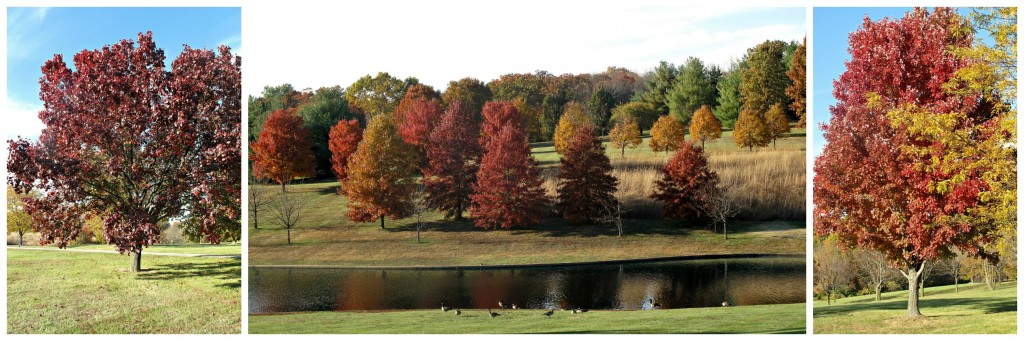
688,105,722,149
344,116,419,229
470,124,548,229
765,103,791,148
480,101,524,151
552,102,591,154
423,100,481,220
327,118,363,185
251,109,316,192
732,109,770,151
557,125,618,223
649,115,686,153
608,115,642,158
652,142,719,220
786,36,807,127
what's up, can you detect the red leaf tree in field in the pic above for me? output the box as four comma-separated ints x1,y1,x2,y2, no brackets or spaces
787,36,807,127
479,101,524,151
652,142,719,220
344,116,419,229
6,32,241,272
813,8,996,317
557,125,619,223
251,108,316,192
397,98,442,151
423,101,482,220
470,124,549,229
328,118,363,185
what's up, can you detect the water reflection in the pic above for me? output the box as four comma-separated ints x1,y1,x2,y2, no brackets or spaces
249,256,804,313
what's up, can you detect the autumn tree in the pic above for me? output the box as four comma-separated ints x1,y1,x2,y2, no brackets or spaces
470,125,548,229
248,83,311,142
688,105,722,149
423,101,481,220
552,102,591,154
6,32,241,272
345,72,416,120
442,78,493,121
251,109,317,192
652,141,719,220
667,57,717,124
591,66,641,105
648,115,686,153
786,37,807,127
344,116,419,229
765,103,790,148
397,97,442,153
611,101,659,133
608,115,642,158
740,40,791,116
814,235,852,305
732,109,769,151
480,101,524,151
7,187,36,246
557,125,618,223
327,118,363,184
714,59,746,128
393,84,442,126
295,86,355,176
814,8,1000,317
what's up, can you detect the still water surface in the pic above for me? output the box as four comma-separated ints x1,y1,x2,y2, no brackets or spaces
249,256,804,313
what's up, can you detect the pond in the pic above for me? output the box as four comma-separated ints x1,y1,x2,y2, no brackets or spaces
249,256,804,313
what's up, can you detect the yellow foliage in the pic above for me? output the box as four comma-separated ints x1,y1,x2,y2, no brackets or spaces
609,115,642,157
688,105,722,148
553,102,591,154
649,115,686,153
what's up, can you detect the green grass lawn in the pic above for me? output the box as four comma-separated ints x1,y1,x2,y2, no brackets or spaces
814,282,1017,334
7,248,240,333
249,303,805,334
11,243,241,256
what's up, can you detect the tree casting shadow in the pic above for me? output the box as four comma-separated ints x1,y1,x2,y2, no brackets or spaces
136,259,241,289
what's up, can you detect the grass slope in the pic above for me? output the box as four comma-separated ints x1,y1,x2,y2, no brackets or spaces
250,303,806,334
814,282,1017,334
7,247,241,333
250,130,805,266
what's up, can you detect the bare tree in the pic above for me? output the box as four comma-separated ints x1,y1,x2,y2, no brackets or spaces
411,187,429,243
814,236,851,305
852,248,898,301
700,184,739,240
935,248,968,293
269,191,306,245
248,178,270,230
598,197,628,237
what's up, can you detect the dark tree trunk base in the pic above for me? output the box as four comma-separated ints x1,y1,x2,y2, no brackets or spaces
131,251,142,272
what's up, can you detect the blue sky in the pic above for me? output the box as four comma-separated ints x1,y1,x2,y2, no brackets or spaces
811,7,974,159
6,7,241,139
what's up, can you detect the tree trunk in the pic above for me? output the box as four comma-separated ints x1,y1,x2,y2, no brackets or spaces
723,221,728,240
826,290,831,305
287,227,291,245
919,281,925,297
131,251,142,273
954,276,959,293
902,262,924,317
281,181,286,193
621,146,625,158
253,211,258,230
874,281,882,302
18,231,24,246
417,225,421,243
380,216,385,229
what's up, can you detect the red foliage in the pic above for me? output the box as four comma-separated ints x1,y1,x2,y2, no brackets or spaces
556,125,618,223
398,98,442,150
814,8,992,269
480,101,524,151
6,32,241,255
328,118,363,183
651,142,719,220
423,100,482,219
470,124,549,229
251,109,316,191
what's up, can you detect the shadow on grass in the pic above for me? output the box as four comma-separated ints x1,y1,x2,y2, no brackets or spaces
815,297,1017,318
384,218,695,238
137,260,241,289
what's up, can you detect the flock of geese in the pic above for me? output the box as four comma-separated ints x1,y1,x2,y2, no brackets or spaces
437,298,731,318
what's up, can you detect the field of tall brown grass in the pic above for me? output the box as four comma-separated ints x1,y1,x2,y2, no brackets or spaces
542,150,805,221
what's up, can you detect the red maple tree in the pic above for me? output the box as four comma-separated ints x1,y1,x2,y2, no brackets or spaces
479,101,524,151
328,118,363,184
557,125,618,223
652,142,719,220
397,98,442,151
251,108,316,192
470,124,549,229
6,32,241,272
423,100,482,220
813,8,995,316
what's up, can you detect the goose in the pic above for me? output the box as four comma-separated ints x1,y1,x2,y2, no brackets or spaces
511,304,519,310
543,309,554,317
489,309,501,318
441,303,451,312
455,308,462,315
649,298,662,309
572,308,587,314
721,301,730,307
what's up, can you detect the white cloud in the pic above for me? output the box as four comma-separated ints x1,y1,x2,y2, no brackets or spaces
4,98,45,140
7,7,52,62
243,1,804,97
